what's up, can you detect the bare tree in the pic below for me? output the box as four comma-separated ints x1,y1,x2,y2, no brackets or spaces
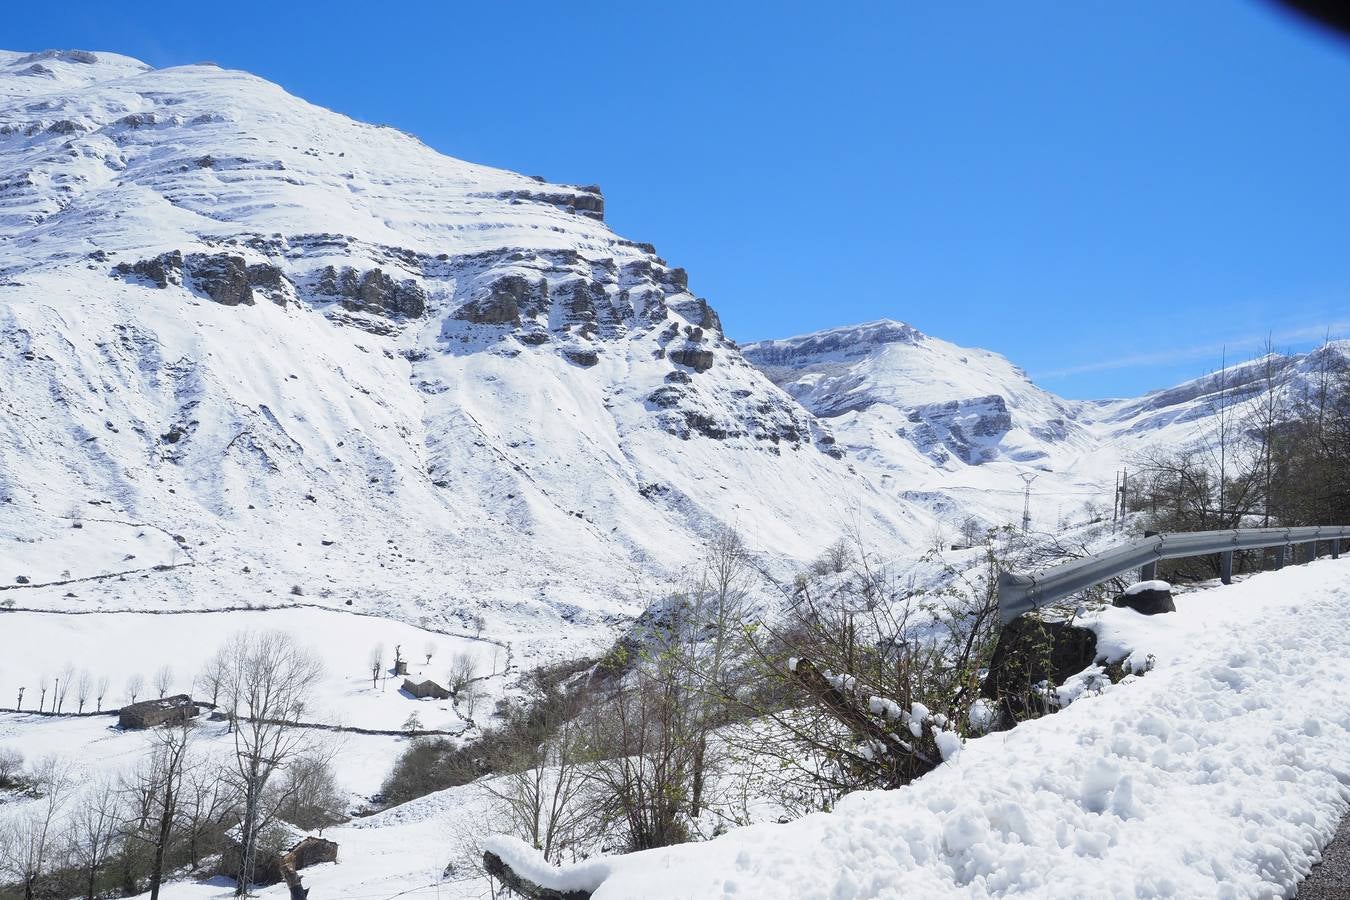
75,669,92,714
153,665,174,699
219,630,324,896
56,663,74,713
179,755,238,871
368,643,384,690
582,653,702,851
482,722,595,864
125,672,144,706
197,645,231,708
37,673,48,713
273,754,345,832
460,682,481,720
122,723,193,900
95,674,110,712
0,745,23,787
448,652,476,693
0,755,73,899
67,775,123,900
423,640,436,665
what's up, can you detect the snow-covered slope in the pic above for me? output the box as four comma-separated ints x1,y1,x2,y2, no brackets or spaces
0,49,931,661
485,559,1350,899
746,320,1349,535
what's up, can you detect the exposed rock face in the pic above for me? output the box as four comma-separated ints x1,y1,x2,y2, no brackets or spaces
901,395,1013,465
454,274,545,325
186,253,253,306
563,347,599,367
114,252,297,308
981,616,1098,727
316,266,425,319
113,250,183,288
670,297,721,334
491,184,604,221
668,347,715,373
245,263,293,306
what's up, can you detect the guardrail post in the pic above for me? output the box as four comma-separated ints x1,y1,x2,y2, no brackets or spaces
1274,545,1287,570
1305,541,1318,563
1335,539,1342,559
1138,530,1159,582
1220,550,1234,585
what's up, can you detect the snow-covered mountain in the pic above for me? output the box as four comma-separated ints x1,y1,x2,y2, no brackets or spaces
746,319,1349,534
0,50,936,662
1,49,1341,662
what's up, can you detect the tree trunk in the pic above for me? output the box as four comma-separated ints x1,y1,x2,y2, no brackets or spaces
279,853,309,900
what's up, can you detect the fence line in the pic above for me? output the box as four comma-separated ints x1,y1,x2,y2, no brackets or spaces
998,525,1350,624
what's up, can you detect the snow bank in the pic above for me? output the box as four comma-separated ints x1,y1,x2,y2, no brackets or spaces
1123,579,1171,595
483,835,614,894
530,561,1350,898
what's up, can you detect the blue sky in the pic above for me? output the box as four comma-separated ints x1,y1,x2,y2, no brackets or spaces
8,1,1349,398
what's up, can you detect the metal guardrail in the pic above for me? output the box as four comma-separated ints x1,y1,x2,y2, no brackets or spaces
998,525,1350,624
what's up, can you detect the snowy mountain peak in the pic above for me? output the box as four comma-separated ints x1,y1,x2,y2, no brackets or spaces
0,50,932,658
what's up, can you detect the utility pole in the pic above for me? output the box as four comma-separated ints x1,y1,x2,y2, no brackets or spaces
1113,470,1121,526
1113,469,1129,531
1018,473,1038,533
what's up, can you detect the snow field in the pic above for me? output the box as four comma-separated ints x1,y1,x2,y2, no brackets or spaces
0,512,182,586
0,607,504,730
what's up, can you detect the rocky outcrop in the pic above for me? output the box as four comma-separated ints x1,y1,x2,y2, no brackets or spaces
900,395,1013,466
316,266,425,319
563,347,599,367
491,184,604,221
245,263,293,306
113,252,298,308
113,251,183,288
186,253,252,306
670,297,721,334
453,275,547,326
668,347,714,373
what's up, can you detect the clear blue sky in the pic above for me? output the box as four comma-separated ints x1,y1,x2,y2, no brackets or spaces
8,1,1349,397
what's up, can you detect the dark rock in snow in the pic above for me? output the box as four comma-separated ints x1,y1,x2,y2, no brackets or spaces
245,263,291,306
981,615,1098,728
317,265,425,319
113,250,183,288
669,347,714,373
186,253,253,306
1113,580,1175,615
454,274,546,325
563,348,599,367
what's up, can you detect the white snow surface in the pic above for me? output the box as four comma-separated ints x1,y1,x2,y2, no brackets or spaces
0,607,504,729
0,49,933,665
745,321,1350,536
497,560,1350,899
1123,579,1171,596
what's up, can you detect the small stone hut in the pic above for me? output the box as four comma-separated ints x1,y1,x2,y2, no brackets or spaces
119,694,199,729
402,677,451,700
221,830,338,887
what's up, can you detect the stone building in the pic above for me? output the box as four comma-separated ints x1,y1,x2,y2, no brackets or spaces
118,694,199,729
402,677,451,700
